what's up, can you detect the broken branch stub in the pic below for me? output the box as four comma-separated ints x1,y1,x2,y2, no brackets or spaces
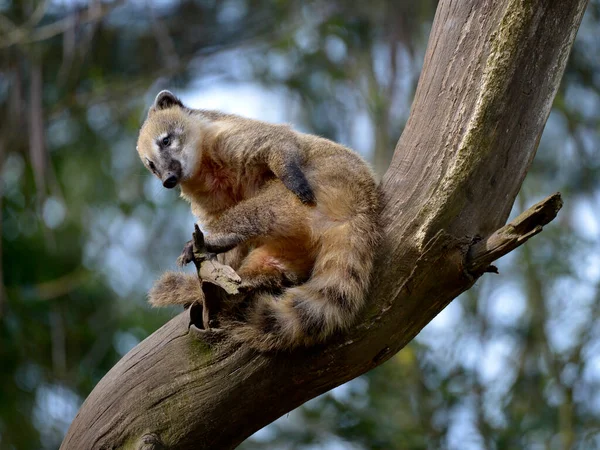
467,192,563,275
191,224,241,294
189,224,241,329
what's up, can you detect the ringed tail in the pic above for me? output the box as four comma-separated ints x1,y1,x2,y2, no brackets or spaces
231,211,379,352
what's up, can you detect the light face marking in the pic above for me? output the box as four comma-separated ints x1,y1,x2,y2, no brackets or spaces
179,136,201,181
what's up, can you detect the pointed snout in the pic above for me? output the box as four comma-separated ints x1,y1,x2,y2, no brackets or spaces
159,158,182,189
162,173,179,189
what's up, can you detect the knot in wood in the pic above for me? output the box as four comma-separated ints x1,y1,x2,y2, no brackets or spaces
138,433,165,450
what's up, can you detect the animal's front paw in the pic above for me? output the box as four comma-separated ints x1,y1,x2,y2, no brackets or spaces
204,233,243,254
177,240,194,266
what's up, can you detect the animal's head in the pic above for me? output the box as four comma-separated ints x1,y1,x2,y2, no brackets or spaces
136,90,202,189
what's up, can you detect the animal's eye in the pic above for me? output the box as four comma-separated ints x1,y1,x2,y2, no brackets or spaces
162,136,171,147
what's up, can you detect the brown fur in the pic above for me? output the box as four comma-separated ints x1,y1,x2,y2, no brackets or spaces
138,91,380,352
148,271,203,307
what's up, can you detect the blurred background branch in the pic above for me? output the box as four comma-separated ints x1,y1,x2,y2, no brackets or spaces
0,1,124,49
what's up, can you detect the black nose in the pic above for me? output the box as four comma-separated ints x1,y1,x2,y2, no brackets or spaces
163,175,178,189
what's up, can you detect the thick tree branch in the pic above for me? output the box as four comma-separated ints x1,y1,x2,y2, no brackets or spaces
61,1,589,449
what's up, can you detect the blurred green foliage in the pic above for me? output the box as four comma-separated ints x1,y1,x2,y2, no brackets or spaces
1,1,599,449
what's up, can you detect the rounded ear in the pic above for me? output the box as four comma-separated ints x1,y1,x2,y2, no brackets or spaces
154,90,184,110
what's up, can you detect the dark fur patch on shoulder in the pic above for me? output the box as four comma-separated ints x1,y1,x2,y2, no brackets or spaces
281,162,316,205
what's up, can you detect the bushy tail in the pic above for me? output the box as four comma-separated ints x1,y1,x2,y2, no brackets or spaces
148,271,203,307
230,213,380,352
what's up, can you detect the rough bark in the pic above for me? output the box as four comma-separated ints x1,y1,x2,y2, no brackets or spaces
61,1,589,449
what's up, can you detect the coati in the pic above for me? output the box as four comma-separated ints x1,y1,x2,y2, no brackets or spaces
137,90,380,351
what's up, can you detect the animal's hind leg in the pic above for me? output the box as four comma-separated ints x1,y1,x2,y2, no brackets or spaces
236,246,306,292
236,239,314,294
236,248,287,292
